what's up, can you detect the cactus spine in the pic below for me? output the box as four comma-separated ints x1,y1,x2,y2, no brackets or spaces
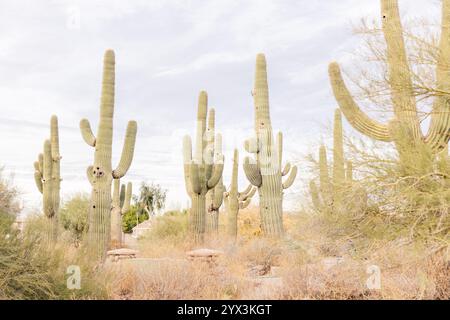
225,149,256,240
111,180,132,248
183,91,224,242
79,50,137,260
34,115,61,243
329,0,450,168
243,54,297,237
205,108,225,233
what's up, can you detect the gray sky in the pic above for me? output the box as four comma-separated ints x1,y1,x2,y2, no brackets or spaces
0,0,440,214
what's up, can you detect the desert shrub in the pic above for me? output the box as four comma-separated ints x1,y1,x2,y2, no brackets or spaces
144,210,188,240
122,206,148,233
59,193,89,246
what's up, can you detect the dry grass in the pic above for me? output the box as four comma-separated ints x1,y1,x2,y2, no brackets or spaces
106,207,449,300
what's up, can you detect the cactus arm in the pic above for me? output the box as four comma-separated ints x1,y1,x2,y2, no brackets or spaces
195,91,208,162
282,162,291,176
309,180,322,210
212,181,224,208
424,0,450,151
207,160,224,189
112,120,137,179
190,163,201,194
122,182,132,214
34,171,43,193
86,165,94,185
277,131,282,169
33,161,40,172
38,153,43,173
239,198,251,209
282,165,297,189
244,137,259,153
328,63,392,142
381,1,418,118
243,156,262,187
239,186,256,201
239,184,252,197
333,109,345,186
80,119,96,147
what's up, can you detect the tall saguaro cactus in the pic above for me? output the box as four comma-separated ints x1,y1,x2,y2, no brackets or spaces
243,54,298,237
79,50,137,260
183,91,224,242
225,149,256,240
205,108,225,233
111,180,132,248
329,0,450,169
34,115,61,243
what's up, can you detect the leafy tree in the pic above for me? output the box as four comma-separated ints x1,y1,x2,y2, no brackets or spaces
134,182,167,217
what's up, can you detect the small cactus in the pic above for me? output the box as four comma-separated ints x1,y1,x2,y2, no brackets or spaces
79,50,137,260
224,149,256,240
243,54,297,237
183,91,224,242
111,179,132,248
34,115,61,243
310,109,367,214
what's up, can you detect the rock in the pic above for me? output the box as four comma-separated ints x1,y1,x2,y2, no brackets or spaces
106,248,139,262
186,249,224,263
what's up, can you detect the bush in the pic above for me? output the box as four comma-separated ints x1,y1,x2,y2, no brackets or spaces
59,193,89,246
122,206,148,233
146,210,188,240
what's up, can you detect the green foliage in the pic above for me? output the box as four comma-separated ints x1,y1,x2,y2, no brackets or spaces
143,210,188,241
134,182,167,217
122,205,148,233
59,193,89,246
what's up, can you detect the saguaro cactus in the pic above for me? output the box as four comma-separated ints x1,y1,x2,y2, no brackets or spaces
225,149,256,240
205,108,225,233
243,54,297,237
310,109,367,214
183,91,224,242
329,0,450,169
111,180,132,248
79,50,137,260
34,115,61,243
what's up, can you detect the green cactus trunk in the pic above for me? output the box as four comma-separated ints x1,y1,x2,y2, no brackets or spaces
205,208,219,234
80,50,137,261
190,193,207,243
226,149,255,240
243,54,297,238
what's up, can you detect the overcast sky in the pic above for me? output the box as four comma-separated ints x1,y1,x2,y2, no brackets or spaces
0,0,441,215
